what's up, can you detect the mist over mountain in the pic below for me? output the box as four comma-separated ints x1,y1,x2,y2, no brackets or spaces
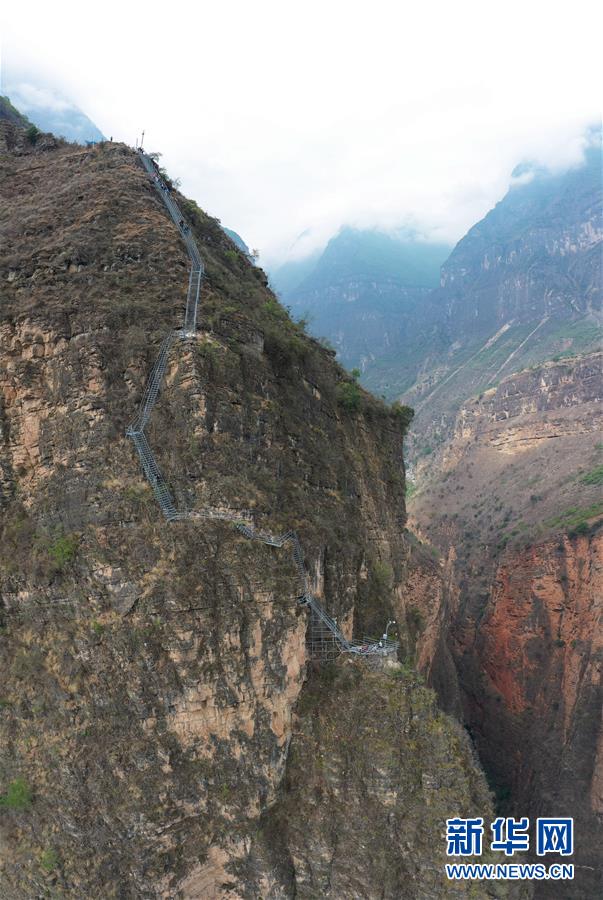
400,137,602,456
2,79,104,143
274,140,601,427
271,227,452,368
268,251,322,297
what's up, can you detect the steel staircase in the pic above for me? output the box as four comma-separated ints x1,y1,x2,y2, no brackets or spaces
126,149,398,661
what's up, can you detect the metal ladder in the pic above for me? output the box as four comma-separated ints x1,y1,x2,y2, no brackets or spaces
126,149,396,660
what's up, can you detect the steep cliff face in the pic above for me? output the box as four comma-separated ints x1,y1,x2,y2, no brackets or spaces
412,355,603,897
457,531,602,897
460,532,602,802
250,661,529,899
0,136,493,896
413,354,602,565
436,148,601,332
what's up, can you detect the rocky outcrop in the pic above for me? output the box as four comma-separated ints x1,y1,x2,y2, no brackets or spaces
436,147,602,333
413,355,603,563
384,534,463,716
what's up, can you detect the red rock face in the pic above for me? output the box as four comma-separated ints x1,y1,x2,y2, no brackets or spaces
411,351,603,897
455,530,602,897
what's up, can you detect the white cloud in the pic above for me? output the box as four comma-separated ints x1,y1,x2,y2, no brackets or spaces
5,80,72,113
1,0,601,264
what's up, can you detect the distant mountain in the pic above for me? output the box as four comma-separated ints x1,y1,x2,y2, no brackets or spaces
269,252,321,297
397,139,602,460
4,82,104,143
274,227,451,368
297,227,448,287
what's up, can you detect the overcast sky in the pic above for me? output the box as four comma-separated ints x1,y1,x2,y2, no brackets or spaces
2,0,601,265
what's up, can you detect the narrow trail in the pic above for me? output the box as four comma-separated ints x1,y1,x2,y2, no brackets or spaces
126,149,397,660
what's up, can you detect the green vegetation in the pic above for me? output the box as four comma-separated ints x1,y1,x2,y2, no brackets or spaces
353,559,395,640
0,95,31,126
260,297,309,372
545,503,603,535
180,197,205,229
545,317,602,354
46,532,78,570
336,379,362,412
371,561,393,593
40,848,59,872
0,512,78,578
390,401,414,432
296,311,312,332
580,464,603,486
466,323,535,371
406,605,424,634
0,778,32,810
26,124,41,145
336,367,363,412
124,482,151,503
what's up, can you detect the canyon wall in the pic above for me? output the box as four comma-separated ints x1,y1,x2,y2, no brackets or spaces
412,354,603,896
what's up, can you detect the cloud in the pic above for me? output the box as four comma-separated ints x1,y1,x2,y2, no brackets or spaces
2,0,601,264
4,80,72,113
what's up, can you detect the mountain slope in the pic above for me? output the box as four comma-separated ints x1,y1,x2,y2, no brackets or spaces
4,83,105,143
401,141,602,460
222,225,250,254
0,96,31,127
0,136,499,897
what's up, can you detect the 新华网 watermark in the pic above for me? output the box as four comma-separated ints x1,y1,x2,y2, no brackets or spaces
444,817,574,881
